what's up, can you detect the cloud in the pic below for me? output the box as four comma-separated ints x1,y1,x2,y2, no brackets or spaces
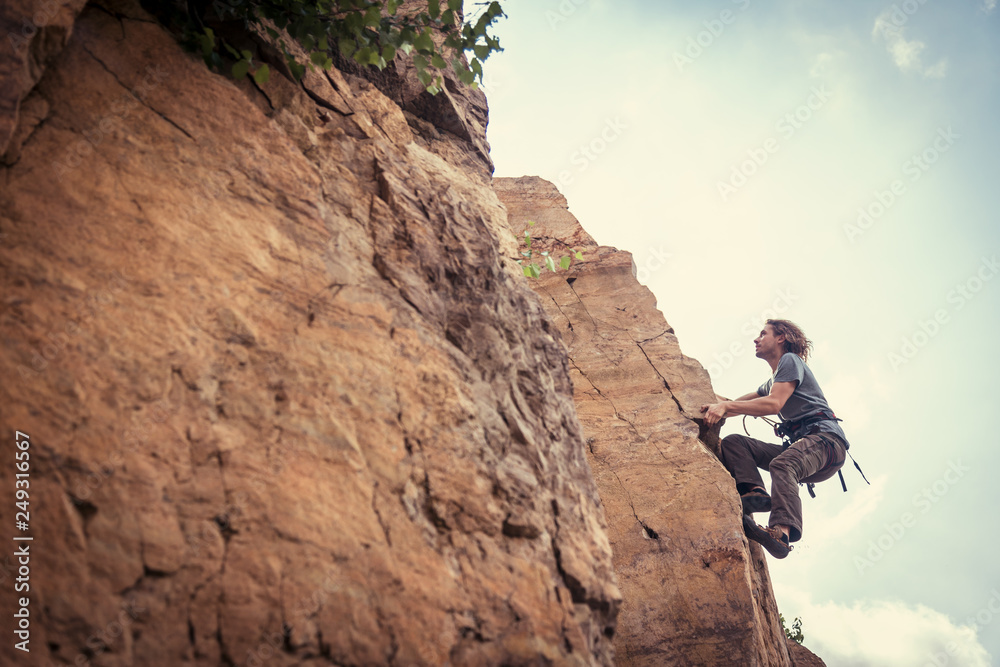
817,473,887,543
810,52,833,78
872,11,948,78
982,0,997,14
773,590,993,667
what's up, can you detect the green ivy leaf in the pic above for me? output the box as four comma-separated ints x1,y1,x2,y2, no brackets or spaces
183,0,506,97
528,221,535,226
231,59,250,79
545,255,557,272
560,256,571,270
414,29,434,53
199,27,215,56
354,46,373,64
339,37,357,58
575,250,584,260
253,64,270,84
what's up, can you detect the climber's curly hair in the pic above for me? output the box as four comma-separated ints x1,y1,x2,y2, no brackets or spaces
766,319,813,363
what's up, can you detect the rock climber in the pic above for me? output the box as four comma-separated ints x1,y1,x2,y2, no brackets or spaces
699,319,849,558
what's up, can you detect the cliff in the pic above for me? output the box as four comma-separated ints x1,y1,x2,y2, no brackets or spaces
1,1,619,664
1,0,822,665
494,176,822,666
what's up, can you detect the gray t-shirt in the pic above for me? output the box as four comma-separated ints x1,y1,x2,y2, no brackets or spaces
757,352,849,447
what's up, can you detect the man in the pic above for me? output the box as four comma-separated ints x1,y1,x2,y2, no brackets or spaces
701,319,849,559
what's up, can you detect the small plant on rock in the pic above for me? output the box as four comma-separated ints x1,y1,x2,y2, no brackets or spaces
518,221,583,278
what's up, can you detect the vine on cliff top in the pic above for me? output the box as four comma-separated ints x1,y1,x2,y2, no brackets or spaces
780,613,805,645
175,0,504,94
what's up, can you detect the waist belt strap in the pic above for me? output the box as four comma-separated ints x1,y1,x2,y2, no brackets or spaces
776,410,842,440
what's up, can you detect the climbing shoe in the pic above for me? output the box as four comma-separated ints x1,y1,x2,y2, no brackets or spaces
742,515,791,559
740,488,772,514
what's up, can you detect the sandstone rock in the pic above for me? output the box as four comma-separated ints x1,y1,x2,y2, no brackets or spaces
787,639,827,666
0,0,89,154
328,0,494,182
0,4,618,665
495,176,793,666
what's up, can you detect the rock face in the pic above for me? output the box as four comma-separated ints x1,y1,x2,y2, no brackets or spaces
494,176,796,666
0,2,619,665
787,639,827,666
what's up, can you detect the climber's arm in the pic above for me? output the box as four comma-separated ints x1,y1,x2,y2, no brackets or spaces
732,391,760,402
700,382,797,425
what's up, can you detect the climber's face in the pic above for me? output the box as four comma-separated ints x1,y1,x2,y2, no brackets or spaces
754,325,785,359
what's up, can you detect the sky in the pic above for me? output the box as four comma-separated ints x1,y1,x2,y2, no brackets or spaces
481,1,1000,664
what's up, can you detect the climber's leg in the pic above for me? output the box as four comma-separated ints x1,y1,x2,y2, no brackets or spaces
720,434,785,495
767,433,842,543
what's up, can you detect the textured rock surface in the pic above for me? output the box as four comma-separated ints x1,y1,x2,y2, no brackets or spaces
495,176,795,666
787,639,827,666
0,0,89,154
0,3,620,665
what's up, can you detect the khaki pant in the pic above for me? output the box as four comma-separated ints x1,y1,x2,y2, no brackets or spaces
720,432,847,543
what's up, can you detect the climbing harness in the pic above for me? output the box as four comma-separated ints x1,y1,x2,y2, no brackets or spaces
742,412,870,498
